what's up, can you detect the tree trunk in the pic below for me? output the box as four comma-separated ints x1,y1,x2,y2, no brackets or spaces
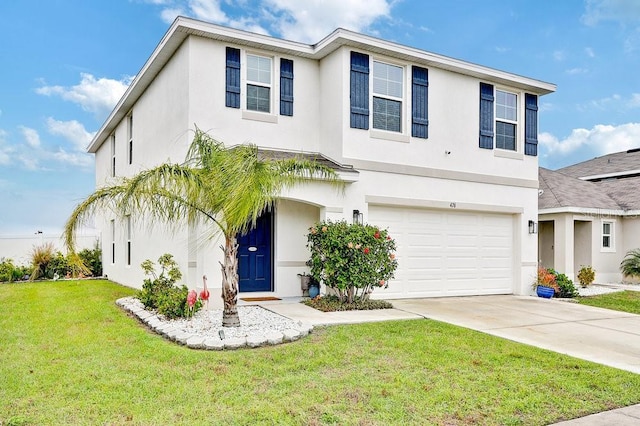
220,235,240,327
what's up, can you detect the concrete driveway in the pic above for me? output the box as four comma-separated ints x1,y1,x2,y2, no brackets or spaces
391,295,640,374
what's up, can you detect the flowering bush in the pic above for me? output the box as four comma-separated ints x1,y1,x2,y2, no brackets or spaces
306,220,398,303
138,254,202,319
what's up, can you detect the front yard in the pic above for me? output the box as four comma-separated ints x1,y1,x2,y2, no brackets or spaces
2,280,640,425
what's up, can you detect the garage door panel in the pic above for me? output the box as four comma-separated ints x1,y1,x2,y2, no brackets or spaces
370,205,514,298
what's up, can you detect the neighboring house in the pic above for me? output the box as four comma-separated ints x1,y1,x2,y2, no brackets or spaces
538,148,640,283
88,17,555,300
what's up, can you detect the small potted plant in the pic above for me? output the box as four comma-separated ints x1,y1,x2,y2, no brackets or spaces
577,265,595,288
534,266,558,298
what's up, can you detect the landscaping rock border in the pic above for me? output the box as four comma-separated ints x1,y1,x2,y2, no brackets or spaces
116,296,313,350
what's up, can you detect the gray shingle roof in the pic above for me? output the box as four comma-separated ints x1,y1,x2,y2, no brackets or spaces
595,175,640,210
558,148,640,179
538,167,621,210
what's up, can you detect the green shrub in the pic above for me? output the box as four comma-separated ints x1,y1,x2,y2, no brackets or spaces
137,254,202,319
307,220,398,303
548,269,579,298
46,251,70,279
0,258,26,282
577,265,595,288
620,249,640,279
78,244,102,277
303,294,393,312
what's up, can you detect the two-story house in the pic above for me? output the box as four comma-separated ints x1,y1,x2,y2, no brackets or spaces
88,17,555,301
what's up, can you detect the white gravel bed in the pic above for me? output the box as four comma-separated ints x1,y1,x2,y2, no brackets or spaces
170,305,300,339
576,285,624,297
117,297,312,350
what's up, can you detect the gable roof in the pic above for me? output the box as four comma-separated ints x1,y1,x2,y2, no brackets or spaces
558,148,640,180
88,16,556,154
538,167,621,210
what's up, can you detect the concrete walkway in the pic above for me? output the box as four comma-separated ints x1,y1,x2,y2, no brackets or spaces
265,294,640,425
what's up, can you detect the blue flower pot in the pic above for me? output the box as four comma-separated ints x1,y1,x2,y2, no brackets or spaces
308,284,320,298
536,285,555,299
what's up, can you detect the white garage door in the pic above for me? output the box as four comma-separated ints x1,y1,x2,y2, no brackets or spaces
369,205,514,298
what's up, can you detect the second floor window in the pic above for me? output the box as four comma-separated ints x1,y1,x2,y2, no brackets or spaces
246,54,272,113
372,61,403,133
110,134,116,177
127,114,133,164
495,90,517,151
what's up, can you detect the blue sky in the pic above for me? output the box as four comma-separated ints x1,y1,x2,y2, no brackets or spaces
1,0,639,234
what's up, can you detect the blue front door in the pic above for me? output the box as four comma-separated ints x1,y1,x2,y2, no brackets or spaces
238,210,273,292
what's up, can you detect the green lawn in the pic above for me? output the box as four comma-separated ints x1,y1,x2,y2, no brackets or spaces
2,281,640,425
576,290,640,314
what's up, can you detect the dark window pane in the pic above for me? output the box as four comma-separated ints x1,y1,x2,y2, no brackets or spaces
247,84,270,113
373,97,401,132
496,121,516,151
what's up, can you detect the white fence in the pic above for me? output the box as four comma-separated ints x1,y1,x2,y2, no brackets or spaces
0,231,101,266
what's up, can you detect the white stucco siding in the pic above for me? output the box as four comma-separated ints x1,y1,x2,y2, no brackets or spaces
133,39,191,170
339,47,539,182
319,48,346,162
186,36,323,153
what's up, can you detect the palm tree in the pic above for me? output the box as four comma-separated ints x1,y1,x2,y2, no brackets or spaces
64,128,343,326
621,248,640,279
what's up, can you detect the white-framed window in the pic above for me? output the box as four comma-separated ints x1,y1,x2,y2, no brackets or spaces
110,134,116,177
246,54,272,113
602,220,615,251
372,61,404,133
110,219,116,264
495,89,518,151
127,114,133,165
126,215,132,266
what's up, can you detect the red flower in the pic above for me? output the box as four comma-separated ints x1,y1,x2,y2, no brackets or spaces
379,280,385,287
374,231,380,239
364,247,370,254
386,235,391,240
187,290,197,307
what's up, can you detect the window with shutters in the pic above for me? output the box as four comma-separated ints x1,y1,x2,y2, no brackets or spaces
350,52,428,140
372,61,403,133
478,83,538,156
246,54,272,113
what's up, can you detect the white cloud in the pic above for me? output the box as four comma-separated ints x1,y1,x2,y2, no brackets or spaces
566,67,588,75
577,93,623,111
52,149,94,168
36,73,132,119
628,93,640,107
582,0,640,25
148,0,391,42
540,123,640,159
264,0,392,42
553,50,565,61
19,126,41,148
17,154,39,171
585,47,595,57
0,129,12,165
45,118,95,152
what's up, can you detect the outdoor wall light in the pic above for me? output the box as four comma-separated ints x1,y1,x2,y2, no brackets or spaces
528,220,538,234
353,209,363,225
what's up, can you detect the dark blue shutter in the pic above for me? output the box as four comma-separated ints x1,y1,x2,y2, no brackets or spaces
412,66,429,138
525,93,538,156
280,58,294,116
225,47,240,108
350,51,369,129
479,83,494,149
